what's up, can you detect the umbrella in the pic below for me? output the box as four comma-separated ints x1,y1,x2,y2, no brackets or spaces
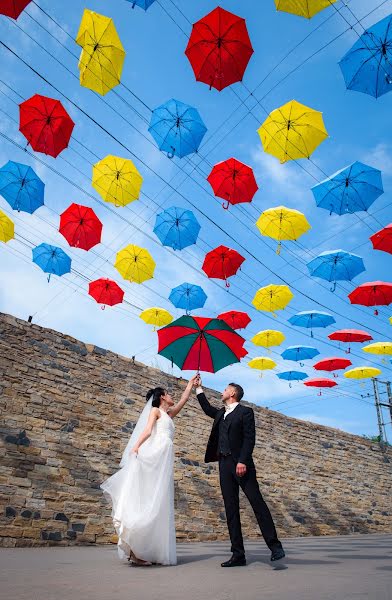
257,99,328,163
306,249,365,291
256,205,311,253
127,0,156,9
344,366,381,380
202,245,245,287
362,342,392,356
185,6,253,91
348,281,392,315
304,377,337,395
154,206,200,250
328,328,373,353
288,310,335,337
313,357,352,377
0,1,31,19
207,158,258,209
59,203,102,251
248,356,276,376
148,99,207,159
32,243,71,281
311,161,383,216
0,209,14,243
0,161,44,213
92,155,143,207
115,244,155,283
76,9,125,96
251,329,285,349
281,345,319,366
88,278,124,308
370,223,392,255
252,284,293,316
218,310,251,330
19,94,75,158
339,14,392,99
277,370,308,387
169,282,207,314
140,307,173,330
157,315,246,373
274,1,337,19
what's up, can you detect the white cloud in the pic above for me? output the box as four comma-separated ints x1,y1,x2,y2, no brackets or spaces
294,412,362,432
361,143,392,176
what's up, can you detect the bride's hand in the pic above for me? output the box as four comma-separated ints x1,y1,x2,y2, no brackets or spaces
131,446,139,456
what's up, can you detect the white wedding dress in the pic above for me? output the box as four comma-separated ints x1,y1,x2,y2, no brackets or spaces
101,407,177,565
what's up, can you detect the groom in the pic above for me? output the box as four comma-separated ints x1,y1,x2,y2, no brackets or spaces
194,377,285,567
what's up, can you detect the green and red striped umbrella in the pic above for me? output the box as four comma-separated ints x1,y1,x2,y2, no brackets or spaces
157,315,246,373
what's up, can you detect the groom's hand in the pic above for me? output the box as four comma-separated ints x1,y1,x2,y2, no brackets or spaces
236,463,247,477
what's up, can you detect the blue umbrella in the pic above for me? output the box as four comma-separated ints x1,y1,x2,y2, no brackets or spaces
311,161,383,215
169,282,207,314
339,14,392,99
0,161,44,213
154,206,201,250
277,370,308,388
32,243,71,282
281,345,319,366
127,0,156,9
307,249,365,291
288,311,336,337
148,99,207,158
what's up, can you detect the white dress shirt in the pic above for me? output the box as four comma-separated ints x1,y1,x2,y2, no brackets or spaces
196,387,238,420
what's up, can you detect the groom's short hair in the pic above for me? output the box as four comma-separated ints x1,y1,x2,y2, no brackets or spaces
228,383,244,401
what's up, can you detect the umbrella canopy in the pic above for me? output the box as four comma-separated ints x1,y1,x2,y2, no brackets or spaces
0,209,14,243
207,158,258,209
92,155,143,207
76,9,125,96
313,357,352,373
370,223,392,255
32,243,71,279
218,310,251,330
257,99,328,163
344,366,381,380
362,342,392,356
169,282,207,314
251,329,285,348
307,249,365,291
248,357,277,371
311,161,383,216
0,161,44,213
88,278,124,307
256,205,311,253
202,245,245,287
274,1,336,19
288,310,335,337
252,284,294,315
157,315,246,373
59,203,102,251
154,206,200,250
140,307,173,329
339,14,392,99
127,0,156,9
281,345,320,363
328,328,373,353
148,98,207,159
19,94,74,158
0,1,31,19
304,378,337,394
277,370,308,387
114,244,155,283
348,281,392,314
185,6,253,91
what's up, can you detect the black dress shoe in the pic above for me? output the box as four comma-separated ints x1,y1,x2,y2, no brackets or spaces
221,555,246,567
270,547,285,562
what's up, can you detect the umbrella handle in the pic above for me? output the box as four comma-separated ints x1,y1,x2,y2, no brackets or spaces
374,309,379,316
47,273,51,283
222,200,230,210
330,281,337,292
132,1,136,7
276,242,281,255
318,390,322,396
225,279,230,288
289,382,292,389
310,330,314,338
101,304,106,311
167,148,175,159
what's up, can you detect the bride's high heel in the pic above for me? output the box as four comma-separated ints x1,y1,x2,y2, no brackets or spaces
128,550,152,567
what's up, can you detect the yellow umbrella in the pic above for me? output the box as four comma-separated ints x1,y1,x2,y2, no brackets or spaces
140,307,173,330
76,9,125,95
92,155,143,207
251,329,285,349
362,342,392,356
257,100,328,164
0,210,14,243
252,284,293,316
344,366,381,380
274,1,337,19
249,356,276,377
389,316,392,325
115,244,155,283
256,205,311,253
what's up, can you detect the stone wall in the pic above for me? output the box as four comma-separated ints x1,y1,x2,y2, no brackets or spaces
0,312,391,547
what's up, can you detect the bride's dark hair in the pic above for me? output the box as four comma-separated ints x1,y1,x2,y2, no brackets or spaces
146,387,166,408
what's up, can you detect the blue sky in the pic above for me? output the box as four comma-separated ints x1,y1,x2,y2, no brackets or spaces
0,0,391,437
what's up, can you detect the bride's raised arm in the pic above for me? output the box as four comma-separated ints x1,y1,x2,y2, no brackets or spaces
168,374,199,418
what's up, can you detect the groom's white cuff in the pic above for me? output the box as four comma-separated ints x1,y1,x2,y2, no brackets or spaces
196,386,203,394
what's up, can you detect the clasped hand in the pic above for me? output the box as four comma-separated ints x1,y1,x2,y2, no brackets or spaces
236,463,247,477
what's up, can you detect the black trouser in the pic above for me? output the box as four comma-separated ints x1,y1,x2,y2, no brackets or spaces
219,455,282,558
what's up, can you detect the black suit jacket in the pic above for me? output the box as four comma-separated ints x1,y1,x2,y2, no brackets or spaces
197,392,255,467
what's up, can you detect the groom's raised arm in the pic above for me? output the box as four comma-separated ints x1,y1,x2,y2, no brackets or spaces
196,386,219,419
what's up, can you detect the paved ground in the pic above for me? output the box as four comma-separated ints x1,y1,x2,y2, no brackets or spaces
1,534,391,600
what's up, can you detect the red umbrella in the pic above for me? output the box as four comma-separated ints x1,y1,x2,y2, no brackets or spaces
370,223,392,255
207,158,258,209
89,278,124,308
313,357,352,377
19,94,75,158
348,281,392,315
202,245,245,287
304,377,337,395
185,6,253,91
60,203,103,250
217,310,251,330
1,0,31,18
328,329,373,353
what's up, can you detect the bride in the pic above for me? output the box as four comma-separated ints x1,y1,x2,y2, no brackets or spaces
101,375,198,566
